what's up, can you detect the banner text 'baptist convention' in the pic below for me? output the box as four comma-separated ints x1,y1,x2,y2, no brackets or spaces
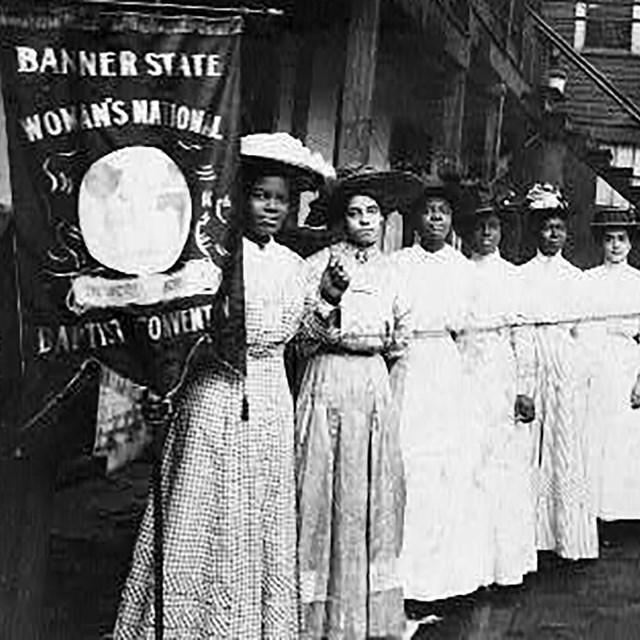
36,302,216,358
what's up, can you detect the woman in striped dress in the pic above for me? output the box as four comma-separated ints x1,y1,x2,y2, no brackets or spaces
113,133,335,639
296,166,421,639
517,183,598,561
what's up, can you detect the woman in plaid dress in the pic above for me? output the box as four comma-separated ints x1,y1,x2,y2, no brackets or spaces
296,167,421,639
113,133,335,639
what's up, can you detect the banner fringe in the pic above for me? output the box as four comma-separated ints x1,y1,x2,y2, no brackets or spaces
0,8,245,35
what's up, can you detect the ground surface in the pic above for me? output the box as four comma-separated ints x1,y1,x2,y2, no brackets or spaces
45,462,640,639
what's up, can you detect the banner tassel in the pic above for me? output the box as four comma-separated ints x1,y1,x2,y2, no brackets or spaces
242,394,249,422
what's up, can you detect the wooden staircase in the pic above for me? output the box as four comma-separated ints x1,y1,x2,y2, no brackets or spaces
528,4,640,208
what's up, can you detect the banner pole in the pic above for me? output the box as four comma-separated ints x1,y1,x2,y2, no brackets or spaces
149,396,171,640
153,434,164,640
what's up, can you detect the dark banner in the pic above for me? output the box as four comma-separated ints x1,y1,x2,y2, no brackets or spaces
0,6,245,432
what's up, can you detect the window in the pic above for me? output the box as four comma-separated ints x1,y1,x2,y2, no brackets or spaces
586,2,631,49
575,2,640,52
594,144,640,207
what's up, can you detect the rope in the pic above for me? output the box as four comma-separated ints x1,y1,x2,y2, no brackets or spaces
292,308,640,345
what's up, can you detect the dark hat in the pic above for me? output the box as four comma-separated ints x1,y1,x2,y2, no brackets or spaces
590,205,639,228
474,187,523,218
454,183,507,237
408,173,463,231
326,164,425,225
473,184,502,216
421,174,461,206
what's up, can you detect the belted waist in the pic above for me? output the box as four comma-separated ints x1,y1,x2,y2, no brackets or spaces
246,343,285,359
318,345,380,357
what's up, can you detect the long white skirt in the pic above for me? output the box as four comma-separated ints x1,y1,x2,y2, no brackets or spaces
463,336,537,586
588,335,640,520
531,327,598,559
391,336,490,602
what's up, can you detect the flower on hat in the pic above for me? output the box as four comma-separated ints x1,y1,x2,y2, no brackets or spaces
240,133,336,181
524,182,568,211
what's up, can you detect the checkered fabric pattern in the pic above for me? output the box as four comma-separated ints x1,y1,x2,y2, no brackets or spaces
113,239,307,639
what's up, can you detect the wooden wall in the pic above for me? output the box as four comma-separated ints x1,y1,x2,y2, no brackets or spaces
543,1,640,145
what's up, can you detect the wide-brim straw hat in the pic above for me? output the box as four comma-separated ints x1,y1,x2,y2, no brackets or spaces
590,205,640,228
240,133,335,192
324,165,426,226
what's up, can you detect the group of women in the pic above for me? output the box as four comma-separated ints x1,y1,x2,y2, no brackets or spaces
112,133,640,640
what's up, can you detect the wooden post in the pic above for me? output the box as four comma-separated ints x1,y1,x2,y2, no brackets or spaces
291,35,315,142
152,448,164,639
336,0,382,166
0,454,56,640
439,65,467,169
483,84,506,181
538,139,567,187
0,367,98,639
0,77,11,205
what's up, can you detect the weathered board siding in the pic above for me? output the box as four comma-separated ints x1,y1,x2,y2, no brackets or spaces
543,1,640,145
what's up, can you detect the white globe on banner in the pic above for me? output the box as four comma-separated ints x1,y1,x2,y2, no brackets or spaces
78,146,192,276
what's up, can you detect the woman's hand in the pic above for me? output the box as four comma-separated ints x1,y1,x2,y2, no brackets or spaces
141,390,173,428
320,254,350,305
515,394,535,423
631,376,640,410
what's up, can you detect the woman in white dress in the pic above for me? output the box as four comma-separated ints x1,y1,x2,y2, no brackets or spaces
518,183,598,562
113,133,336,639
296,166,421,640
391,176,490,608
459,192,538,587
584,206,640,527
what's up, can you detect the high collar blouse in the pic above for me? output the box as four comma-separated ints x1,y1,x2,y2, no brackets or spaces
584,261,640,341
394,243,473,335
518,250,587,324
304,241,410,355
468,250,521,330
243,236,307,347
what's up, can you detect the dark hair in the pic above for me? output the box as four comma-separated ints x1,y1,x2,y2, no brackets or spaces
591,224,637,246
410,192,455,222
241,160,301,218
530,208,568,235
409,194,456,243
333,191,387,232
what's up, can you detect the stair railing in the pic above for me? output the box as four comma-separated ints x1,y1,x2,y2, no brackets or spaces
526,4,640,127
